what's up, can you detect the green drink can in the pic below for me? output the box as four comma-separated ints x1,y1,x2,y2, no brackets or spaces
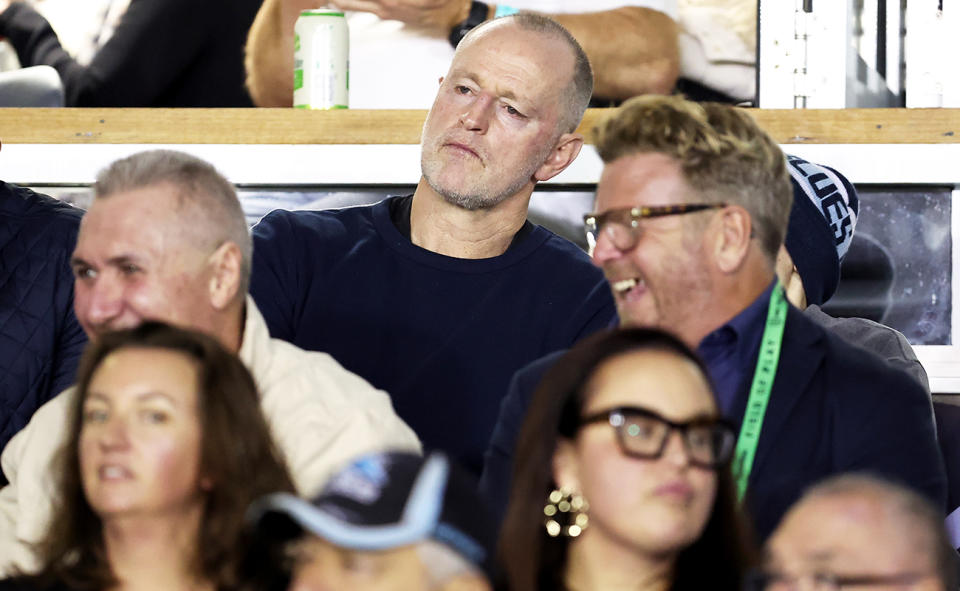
293,9,349,109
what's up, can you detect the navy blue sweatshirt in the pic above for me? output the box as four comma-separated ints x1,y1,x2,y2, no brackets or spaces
250,196,616,474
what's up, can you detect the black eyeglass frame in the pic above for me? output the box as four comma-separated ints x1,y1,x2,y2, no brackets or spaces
582,203,727,252
578,405,736,469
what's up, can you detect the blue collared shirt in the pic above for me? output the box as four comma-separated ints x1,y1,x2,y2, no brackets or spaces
697,281,778,416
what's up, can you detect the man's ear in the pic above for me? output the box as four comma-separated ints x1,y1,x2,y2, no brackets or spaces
207,241,243,310
534,133,584,182
711,205,753,274
775,245,808,307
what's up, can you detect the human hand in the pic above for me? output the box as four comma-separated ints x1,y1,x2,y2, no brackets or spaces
0,0,11,14
281,0,330,22
329,0,470,30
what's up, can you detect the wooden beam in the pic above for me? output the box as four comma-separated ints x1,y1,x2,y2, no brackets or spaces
1,108,959,145
584,108,960,144
0,109,427,145
747,108,960,144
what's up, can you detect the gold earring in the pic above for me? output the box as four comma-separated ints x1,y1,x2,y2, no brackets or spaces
543,487,589,537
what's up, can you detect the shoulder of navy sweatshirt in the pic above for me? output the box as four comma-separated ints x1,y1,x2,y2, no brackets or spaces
479,348,567,522
250,196,617,474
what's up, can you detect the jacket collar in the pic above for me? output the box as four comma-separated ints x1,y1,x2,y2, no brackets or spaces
237,295,272,389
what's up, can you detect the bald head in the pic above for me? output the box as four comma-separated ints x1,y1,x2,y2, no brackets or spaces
767,475,954,591
460,14,593,134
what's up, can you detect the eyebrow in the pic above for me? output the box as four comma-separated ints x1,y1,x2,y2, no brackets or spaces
686,411,720,423
70,255,92,269
84,392,110,405
635,410,718,423
72,254,147,269
804,550,836,562
450,71,530,108
84,391,178,406
497,86,520,103
761,548,835,568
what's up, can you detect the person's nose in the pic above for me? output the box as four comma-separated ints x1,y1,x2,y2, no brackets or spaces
661,428,692,468
591,224,627,266
288,560,334,591
78,275,124,329
97,414,131,451
766,580,796,591
459,93,494,133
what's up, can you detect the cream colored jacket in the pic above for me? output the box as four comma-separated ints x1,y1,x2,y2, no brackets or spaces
0,298,420,575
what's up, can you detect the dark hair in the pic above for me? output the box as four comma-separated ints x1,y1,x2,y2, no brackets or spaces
31,322,295,591
499,328,755,591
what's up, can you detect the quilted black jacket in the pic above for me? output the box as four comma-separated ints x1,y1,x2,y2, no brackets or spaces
0,182,85,479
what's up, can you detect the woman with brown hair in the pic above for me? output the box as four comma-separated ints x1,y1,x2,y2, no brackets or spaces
499,328,755,591
0,321,295,591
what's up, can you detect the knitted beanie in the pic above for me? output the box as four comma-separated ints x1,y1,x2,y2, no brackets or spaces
783,155,860,306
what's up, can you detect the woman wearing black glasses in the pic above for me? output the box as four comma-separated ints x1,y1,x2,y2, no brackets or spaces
498,328,755,591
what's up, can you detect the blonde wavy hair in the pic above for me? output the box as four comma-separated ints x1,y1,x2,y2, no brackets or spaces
593,95,792,261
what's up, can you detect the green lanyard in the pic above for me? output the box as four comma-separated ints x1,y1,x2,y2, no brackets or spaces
733,284,788,501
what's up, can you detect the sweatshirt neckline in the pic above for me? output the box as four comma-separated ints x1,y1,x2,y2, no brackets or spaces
371,196,550,273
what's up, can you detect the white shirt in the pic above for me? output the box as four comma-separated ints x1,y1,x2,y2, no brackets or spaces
346,0,677,108
676,0,756,101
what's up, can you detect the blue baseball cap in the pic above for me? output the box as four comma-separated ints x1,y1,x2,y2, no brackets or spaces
248,451,496,580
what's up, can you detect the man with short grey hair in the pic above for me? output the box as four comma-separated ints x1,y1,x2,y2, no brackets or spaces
0,149,420,576
760,474,956,591
250,15,615,475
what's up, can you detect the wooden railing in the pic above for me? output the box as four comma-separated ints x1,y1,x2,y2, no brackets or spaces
1,108,959,145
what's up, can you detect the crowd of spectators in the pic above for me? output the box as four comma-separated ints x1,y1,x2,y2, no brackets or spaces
0,4,956,591
2,0,756,107
0,0,261,106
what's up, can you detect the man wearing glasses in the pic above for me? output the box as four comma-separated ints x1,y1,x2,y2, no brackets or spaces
754,474,955,591
480,95,944,541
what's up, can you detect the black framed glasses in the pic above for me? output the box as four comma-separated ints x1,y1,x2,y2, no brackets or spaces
579,406,735,469
582,203,727,254
744,568,934,590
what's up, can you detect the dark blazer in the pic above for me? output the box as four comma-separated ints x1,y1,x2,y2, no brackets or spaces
0,182,86,477
479,304,946,541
